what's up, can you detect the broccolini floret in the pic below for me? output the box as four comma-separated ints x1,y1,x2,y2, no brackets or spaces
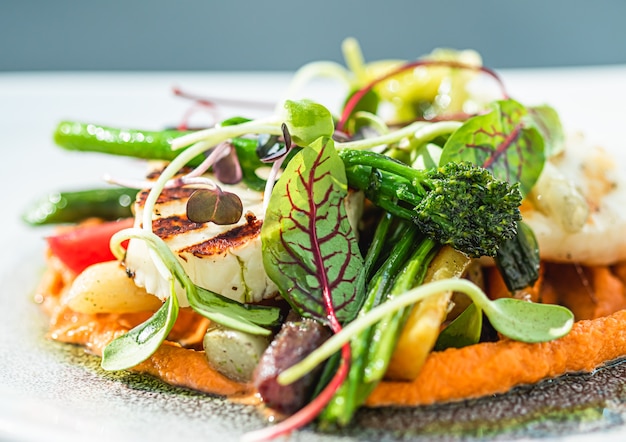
339,149,522,258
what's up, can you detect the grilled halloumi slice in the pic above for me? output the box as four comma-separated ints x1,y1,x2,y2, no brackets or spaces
125,175,365,308
125,181,278,307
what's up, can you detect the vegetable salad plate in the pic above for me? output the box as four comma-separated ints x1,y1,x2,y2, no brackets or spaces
2,54,626,442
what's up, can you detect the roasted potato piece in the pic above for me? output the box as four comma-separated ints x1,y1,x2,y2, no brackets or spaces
203,324,270,383
64,261,162,314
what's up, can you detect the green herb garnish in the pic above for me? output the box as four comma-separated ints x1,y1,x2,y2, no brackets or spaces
278,278,574,386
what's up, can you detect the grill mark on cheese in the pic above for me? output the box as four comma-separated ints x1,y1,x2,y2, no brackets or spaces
181,213,262,257
146,166,194,179
151,215,206,240
136,186,259,243
136,187,198,207
125,170,276,304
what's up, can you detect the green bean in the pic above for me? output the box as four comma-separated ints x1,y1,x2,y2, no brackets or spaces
54,121,205,165
22,187,137,225
53,121,269,191
320,222,419,426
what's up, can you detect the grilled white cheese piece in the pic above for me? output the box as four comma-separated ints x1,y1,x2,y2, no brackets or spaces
125,180,278,307
125,174,365,307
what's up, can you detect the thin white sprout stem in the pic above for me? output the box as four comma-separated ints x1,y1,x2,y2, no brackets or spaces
278,61,352,114
171,116,282,151
262,156,287,214
181,141,231,178
102,174,156,190
336,120,462,151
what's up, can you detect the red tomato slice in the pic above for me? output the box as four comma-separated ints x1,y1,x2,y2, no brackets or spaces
46,218,134,274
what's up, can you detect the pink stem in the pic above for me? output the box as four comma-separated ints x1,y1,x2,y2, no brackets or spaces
241,344,351,442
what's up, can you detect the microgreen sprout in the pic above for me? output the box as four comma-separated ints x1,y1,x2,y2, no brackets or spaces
277,278,574,386
173,85,276,130
173,85,219,130
103,140,234,191
186,187,243,225
335,120,462,152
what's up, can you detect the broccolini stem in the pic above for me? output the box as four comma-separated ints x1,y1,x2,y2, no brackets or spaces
364,237,440,383
321,222,421,426
343,164,422,220
360,211,396,282
340,236,440,423
340,148,429,183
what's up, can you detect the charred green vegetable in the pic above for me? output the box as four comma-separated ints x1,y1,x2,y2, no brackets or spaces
22,187,136,225
340,149,522,258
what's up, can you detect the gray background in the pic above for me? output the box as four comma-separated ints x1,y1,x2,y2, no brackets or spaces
1,0,626,71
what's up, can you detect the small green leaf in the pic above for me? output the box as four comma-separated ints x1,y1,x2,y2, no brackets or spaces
528,104,565,157
187,286,281,335
434,302,482,351
283,100,335,146
486,298,574,343
440,99,545,197
101,281,179,371
261,136,365,324
186,188,243,225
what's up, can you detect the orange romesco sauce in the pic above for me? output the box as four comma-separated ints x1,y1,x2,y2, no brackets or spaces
37,251,626,407
37,253,250,399
368,309,626,406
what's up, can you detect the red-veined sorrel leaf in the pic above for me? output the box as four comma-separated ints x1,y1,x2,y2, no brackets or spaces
261,136,364,324
186,188,243,225
439,99,545,197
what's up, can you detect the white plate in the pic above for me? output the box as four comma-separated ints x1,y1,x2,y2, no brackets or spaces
1,67,626,442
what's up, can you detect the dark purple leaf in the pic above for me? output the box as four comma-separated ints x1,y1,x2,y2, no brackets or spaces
213,143,243,184
186,188,243,225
